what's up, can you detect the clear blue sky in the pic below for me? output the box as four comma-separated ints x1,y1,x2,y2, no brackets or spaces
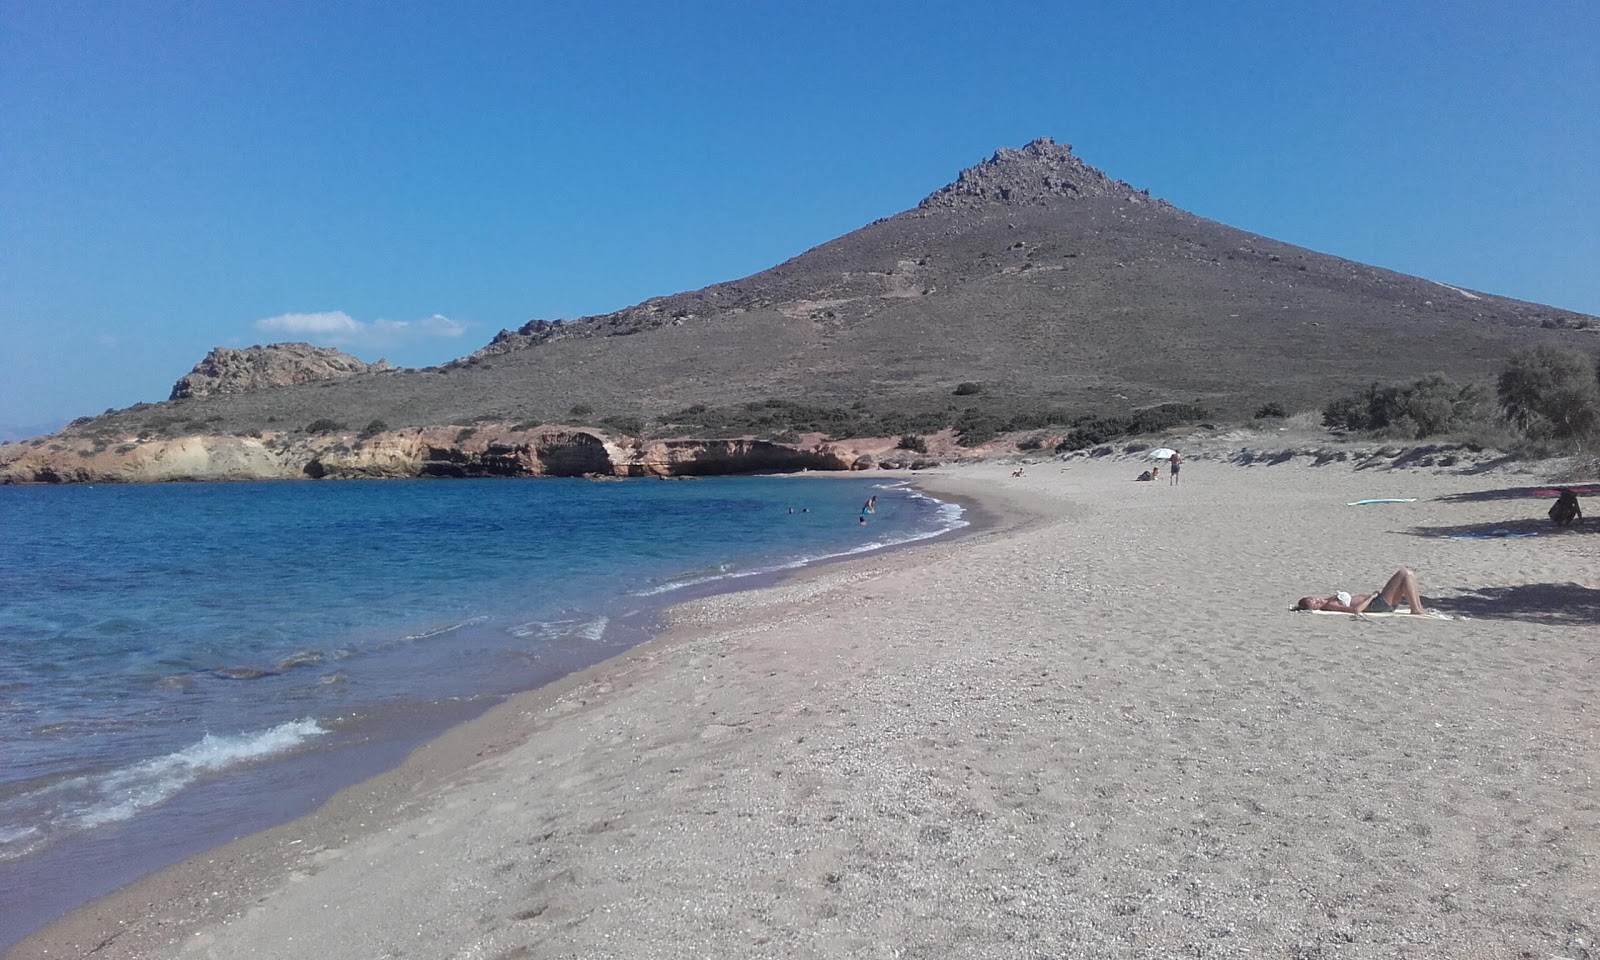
3,0,1597,428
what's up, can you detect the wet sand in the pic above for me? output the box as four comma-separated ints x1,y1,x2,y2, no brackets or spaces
12,458,1598,959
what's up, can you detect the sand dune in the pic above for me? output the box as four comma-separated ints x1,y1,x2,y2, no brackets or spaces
16,458,1598,960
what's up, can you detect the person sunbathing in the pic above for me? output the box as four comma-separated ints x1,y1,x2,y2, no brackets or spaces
1297,568,1426,614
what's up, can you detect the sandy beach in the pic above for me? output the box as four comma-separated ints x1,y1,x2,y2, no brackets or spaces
12,456,1598,960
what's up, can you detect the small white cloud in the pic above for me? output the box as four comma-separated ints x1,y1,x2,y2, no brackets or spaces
372,314,467,340
253,311,467,348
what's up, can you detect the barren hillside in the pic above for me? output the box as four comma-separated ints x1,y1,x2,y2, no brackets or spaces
68,138,1600,441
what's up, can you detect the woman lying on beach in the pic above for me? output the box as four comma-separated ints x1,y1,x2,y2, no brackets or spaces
1296,568,1427,615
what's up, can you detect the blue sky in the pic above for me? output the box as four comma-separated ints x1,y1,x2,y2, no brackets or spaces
3,1,1597,428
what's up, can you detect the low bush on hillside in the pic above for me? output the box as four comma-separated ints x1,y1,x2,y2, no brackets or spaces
953,382,983,396
1058,417,1127,451
898,434,928,453
305,418,346,435
358,419,389,439
568,403,594,418
600,415,644,436
955,407,1012,447
455,427,477,443
1496,345,1600,441
1254,401,1288,419
660,399,949,442
1054,403,1212,452
1322,374,1486,439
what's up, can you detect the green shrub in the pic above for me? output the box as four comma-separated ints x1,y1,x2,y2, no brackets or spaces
662,399,950,441
511,420,543,432
1058,417,1128,451
455,427,477,443
1254,401,1288,419
304,418,345,435
568,403,594,418
358,419,389,439
898,434,928,453
1496,346,1600,440
600,415,644,436
1323,375,1486,439
954,409,1003,447
1004,408,1073,432
1052,403,1210,453
953,382,983,396
1125,403,1209,435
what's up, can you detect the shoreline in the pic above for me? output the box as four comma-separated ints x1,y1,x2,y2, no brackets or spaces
12,459,1598,959
4,473,1002,957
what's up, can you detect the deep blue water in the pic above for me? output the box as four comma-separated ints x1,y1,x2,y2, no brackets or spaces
0,475,962,944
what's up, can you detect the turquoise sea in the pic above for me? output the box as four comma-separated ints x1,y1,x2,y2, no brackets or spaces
0,475,964,947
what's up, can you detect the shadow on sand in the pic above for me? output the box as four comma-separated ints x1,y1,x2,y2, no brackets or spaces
1430,582,1600,626
1436,483,1600,504
1407,518,1596,539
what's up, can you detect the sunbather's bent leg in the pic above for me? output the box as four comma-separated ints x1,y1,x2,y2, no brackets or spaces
1378,568,1425,614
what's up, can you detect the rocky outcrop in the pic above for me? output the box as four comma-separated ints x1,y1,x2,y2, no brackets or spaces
170,343,390,400
0,424,882,484
626,439,857,476
917,136,1162,210
0,434,304,483
307,427,630,479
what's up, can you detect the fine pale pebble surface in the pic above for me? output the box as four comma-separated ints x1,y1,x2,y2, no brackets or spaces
14,458,1598,960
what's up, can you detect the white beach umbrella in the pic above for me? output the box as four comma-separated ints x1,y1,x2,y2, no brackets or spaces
1146,447,1178,460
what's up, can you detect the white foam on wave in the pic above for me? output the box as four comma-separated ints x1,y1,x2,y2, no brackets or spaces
0,719,328,854
633,490,968,597
508,614,611,643
0,824,41,846
404,616,488,641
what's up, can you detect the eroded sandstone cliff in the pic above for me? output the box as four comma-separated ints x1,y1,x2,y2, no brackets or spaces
0,424,883,484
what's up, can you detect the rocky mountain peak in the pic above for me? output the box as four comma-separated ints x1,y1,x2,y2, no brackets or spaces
170,343,390,400
918,136,1161,210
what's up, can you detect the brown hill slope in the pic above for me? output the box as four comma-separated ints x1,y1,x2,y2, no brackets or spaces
79,138,1599,439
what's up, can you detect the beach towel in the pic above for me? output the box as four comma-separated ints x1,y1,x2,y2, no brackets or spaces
1309,607,1457,620
1447,530,1538,540
1346,498,1418,506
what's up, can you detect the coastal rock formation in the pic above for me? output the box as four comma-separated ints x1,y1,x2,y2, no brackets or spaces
0,434,303,484
0,425,876,484
626,439,858,476
306,427,631,479
170,343,390,400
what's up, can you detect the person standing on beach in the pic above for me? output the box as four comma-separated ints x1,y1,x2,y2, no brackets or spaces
1168,451,1181,486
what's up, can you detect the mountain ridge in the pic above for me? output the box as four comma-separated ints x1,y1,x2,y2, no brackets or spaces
31,138,1600,452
